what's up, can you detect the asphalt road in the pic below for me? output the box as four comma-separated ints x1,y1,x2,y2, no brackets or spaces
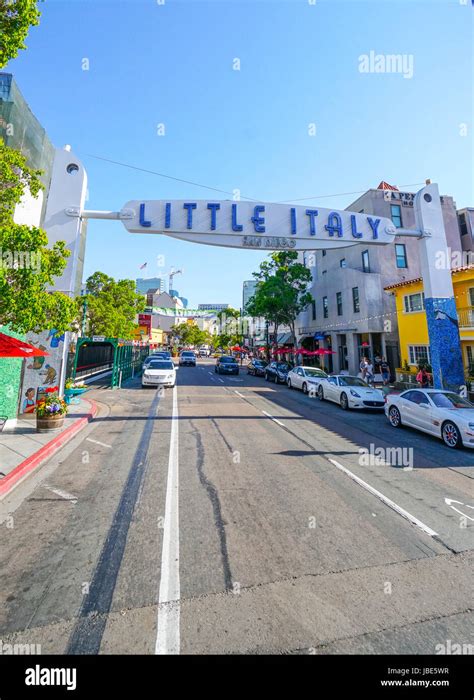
0,359,472,655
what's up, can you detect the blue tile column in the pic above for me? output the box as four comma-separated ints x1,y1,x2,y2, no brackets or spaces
425,297,464,391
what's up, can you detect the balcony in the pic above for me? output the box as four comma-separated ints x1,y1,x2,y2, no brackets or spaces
457,307,474,329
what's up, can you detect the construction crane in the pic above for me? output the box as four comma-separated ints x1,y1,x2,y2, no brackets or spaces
168,268,183,294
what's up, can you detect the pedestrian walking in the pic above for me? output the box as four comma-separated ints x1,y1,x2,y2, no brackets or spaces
416,366,430,388
359,356,369,380
365,360,375,386
380,357,390,386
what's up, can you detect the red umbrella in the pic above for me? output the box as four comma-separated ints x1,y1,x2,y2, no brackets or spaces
313,348,336,355
0,332,50,358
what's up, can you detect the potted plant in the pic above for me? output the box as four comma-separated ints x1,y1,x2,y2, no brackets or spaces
64,378,88,404
36,389,68,432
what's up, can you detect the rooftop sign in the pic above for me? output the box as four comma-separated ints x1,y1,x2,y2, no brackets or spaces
121,200,397,250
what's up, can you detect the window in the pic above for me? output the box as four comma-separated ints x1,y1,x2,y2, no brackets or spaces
458,212,468,236
340,258,347,268
352,287,360,313
362,250,370,272
404,292,425,313
322,250,326,257
407,391,430,405
336,292,343,316
469,288,474,306
408,345,431,366
395,243,407,268
323,296,328,318
311,300,316,320
391,204,402,228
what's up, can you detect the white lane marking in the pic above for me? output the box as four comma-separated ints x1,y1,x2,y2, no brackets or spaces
155,384,180,655
261,410,285,427
328,458,438,538
234,391,245,398
444,498,474,522
43,485,78,504
86,437,112,449
217,378,224,383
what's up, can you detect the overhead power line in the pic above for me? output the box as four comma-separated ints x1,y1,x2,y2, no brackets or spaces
84,153,426,205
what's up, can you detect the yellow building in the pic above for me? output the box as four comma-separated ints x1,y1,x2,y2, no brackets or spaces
132,326,165,345
385,267,474,377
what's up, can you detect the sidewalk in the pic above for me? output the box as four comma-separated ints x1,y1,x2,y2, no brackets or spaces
0,397,97,498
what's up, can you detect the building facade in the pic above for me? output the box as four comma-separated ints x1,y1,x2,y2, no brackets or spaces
242,280,257,312
385,267,474,381
0,74,66,424
136,277,166,295
296,183,471,377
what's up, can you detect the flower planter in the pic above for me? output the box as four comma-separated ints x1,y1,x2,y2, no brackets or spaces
64,387,88,405
36,414,65,433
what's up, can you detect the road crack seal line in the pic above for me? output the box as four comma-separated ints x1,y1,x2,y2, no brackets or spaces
189,419,234,592
65,388,162,654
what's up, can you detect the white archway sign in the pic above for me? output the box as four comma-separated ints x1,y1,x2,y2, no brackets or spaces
45,146,465,393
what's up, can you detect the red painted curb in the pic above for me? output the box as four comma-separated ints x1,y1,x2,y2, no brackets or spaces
0,399,98,499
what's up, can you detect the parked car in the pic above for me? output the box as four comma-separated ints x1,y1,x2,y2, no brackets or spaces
265,362,292,384
247,359,267,376
385,389,474,449
215,355,239,375
317,375,385,410
179,350,197,366
142,359,177,388
143,351,172,369
287,366,328,393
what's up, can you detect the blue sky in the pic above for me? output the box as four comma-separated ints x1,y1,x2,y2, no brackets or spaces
6,0,473,309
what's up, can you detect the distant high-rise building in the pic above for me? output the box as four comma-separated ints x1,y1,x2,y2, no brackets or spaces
242,280,257,312
136,277,165,295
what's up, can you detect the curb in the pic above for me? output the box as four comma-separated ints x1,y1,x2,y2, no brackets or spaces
0,399,98,500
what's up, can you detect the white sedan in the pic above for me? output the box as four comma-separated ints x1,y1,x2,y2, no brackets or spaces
287,366,328,393
142,359,177,388
385,389,474,449
317,375,385,410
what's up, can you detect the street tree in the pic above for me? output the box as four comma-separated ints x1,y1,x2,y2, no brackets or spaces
81,272,145,338
170,322,211,347
0,141,77,334
0,0,42,67
247,251,313,356
214,307,244,350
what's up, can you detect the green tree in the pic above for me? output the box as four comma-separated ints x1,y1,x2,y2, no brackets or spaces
247,251,312,356
214,307,243,350
0,0,41,67
0,141,77,334
170,321,211,347
81,272,145,338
